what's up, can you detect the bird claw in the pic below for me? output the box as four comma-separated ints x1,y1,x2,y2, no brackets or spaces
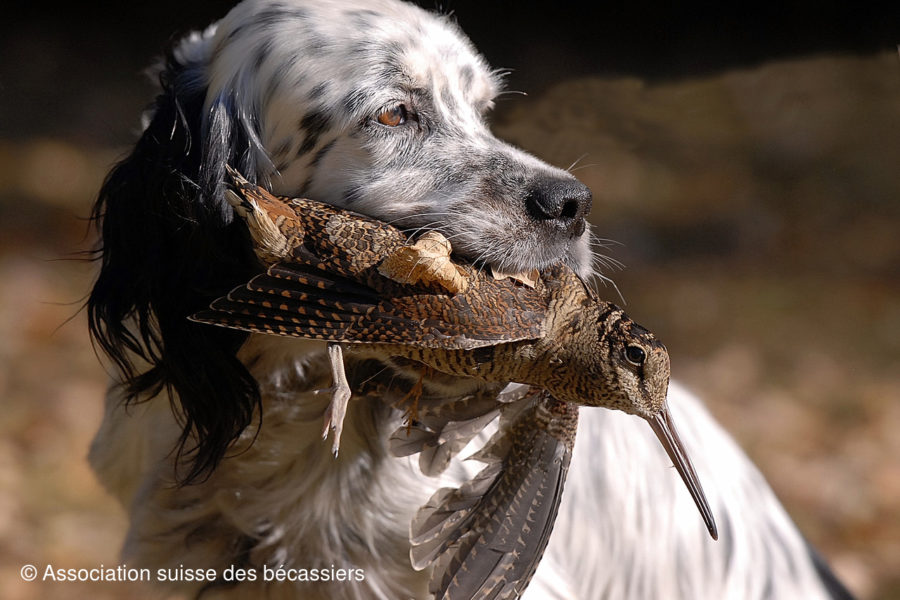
321,343,352,457
400,367,430,435
321,385,351,457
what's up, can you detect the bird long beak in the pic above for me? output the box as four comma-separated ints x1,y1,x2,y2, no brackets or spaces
647,406,718,540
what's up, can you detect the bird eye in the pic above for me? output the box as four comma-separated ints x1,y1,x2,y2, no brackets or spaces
376,104,408,127
625,345,646,366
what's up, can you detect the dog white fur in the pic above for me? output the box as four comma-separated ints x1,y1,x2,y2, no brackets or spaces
89,1,850,598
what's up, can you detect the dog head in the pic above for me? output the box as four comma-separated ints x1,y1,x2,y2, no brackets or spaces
89,0,595,481
194,0,593,274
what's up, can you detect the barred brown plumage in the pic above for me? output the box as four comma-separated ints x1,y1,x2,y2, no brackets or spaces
190,169,718,599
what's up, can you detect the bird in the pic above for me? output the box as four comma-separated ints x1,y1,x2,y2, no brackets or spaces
190,169,719,597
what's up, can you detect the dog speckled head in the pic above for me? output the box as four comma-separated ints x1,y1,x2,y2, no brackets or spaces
192,0,594,278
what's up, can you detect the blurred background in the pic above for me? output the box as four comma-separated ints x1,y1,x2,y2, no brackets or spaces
1,2,898,598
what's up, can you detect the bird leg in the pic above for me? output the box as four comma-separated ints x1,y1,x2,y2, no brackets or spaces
401,366,433,434
321,342,352,457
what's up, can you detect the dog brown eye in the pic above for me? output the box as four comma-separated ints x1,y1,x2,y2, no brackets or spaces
377,104,407,127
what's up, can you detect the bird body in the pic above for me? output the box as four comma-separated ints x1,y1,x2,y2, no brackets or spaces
191,170,719,598
195,170,670,420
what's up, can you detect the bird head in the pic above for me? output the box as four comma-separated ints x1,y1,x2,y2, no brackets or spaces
540,293,719,541
592,315,670,417
595,309,719,540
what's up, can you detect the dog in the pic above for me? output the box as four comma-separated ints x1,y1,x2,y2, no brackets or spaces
88,0,853,598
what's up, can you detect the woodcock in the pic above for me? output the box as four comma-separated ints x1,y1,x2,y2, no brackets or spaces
191,169,718,599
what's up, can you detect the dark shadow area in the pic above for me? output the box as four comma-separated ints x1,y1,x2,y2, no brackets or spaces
3,2,898,143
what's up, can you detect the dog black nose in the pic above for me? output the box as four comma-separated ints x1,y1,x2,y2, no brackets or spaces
524,176,593,237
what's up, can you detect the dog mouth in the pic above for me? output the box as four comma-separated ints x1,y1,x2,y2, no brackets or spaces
318,142,596,278
399,214,593,280
445,170,594,277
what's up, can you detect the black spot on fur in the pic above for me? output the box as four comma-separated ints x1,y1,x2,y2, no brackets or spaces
342,89,368,115
348,9,381,27
296,110,331,157
254,41,272,70
308,82,329,101
255,4,309,29
342,185,364,205
226,24,246,43
273,138,293,159
305,33,328,55
310,139,335,168
299,176,313,196
272,138,294,171
440,87,457,113
298,139,336,195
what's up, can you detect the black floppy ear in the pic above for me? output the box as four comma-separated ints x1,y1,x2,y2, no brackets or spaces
88,43,264,483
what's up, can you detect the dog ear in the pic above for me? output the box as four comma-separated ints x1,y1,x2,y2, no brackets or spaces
88,44,264,484
202,89,272,218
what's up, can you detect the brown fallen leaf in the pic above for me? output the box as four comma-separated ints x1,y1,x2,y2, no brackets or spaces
378,230,469,293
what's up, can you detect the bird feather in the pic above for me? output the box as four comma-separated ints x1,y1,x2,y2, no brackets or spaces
410,392,577,600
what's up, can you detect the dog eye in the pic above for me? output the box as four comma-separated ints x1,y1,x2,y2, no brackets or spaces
376,104,408,127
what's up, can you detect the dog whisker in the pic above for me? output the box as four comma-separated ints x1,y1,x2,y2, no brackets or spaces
566,154,589,173
399,221,451,243
567,162,599,174
382,211,454,227
593,272,627,306
590,251,626,272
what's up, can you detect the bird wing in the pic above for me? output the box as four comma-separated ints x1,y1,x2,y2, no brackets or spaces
192,253,547,350
410,390,578,600
191,261,544,349
389,385,515,477
196,171,549,348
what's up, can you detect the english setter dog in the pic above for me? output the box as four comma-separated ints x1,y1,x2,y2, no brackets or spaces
88,0,853,598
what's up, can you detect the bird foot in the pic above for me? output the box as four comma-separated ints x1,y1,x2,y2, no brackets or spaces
401,367,432,434
320,343,351,457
